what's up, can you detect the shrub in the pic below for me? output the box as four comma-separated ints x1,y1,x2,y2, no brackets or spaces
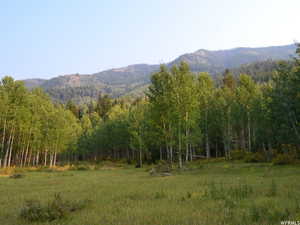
76,165,89,170
69,164,90,171
126,159,136,165
200,157,226,163
9,173,24,179
244,152,266,163
186,192,192,199
20,193,90,222
156,161,172,172
230,150,247,160
272,153,294,165
149,160,173,176
281,144,299,159
154,191,167,199
20,200,45,222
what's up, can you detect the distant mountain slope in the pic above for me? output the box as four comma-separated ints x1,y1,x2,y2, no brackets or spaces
91,64,160,85
23,78,47,89
22,44,296,103
168,44,295,73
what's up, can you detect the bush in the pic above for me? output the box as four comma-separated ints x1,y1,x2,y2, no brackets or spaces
155,161,172,172
272,153,294,165
244,152,266,163
20,193,90,222
230,150,247,160
154,191,167,199
76,165,89,171
149,161,173,176
9,173,24,179
126,159,136,165
202,157,226,163
281,144,299,159
69,164,90,171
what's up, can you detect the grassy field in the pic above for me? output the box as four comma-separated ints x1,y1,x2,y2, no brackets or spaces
0,161,300,225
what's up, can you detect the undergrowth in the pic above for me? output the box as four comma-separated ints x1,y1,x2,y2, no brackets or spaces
20,193,90,222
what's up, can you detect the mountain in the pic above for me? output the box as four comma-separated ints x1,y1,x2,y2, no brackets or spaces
22,78,47,89
23,44,296,103
169,44,296,73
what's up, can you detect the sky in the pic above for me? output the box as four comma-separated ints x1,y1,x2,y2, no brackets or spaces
0,0,299,80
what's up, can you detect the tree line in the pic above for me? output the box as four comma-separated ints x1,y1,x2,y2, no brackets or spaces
0,46,299,168
0,78,81,167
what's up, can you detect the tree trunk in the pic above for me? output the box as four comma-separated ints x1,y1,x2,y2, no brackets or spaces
240,128,246,151
27,149,32,167
189,144,193,161
178,124,182,168
36,151,40,166
53,152,57,167
205,133,210,158
7,130,15,167
205,110,211,158
159,146,162,161
3,127,13,168
226,109,232,159
170,145,173,163
49,153,53,167
24,140,30,167
247,111,251,152
1,117,7,167
44,150,48,167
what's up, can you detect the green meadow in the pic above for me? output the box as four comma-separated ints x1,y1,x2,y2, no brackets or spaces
1,162,300,225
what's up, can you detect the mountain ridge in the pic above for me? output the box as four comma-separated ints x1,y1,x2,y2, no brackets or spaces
22,44,297,102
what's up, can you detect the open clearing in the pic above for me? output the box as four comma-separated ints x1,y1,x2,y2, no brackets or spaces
1,162,300,225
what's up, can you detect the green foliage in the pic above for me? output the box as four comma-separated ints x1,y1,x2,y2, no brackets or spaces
20,193,90,222
244,152,266,163
9,173,24,179
268,56,300,146
154,191,167,199
71,165,90,171
1,45,300,168
272,153,294,165
231,60,280,82
150,160,173,176
96,93,114,121
230,150,247,160
46,86,102,104
0,77,81,168
147,63,199,167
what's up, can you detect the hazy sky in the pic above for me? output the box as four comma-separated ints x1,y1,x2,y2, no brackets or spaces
1,0,299,80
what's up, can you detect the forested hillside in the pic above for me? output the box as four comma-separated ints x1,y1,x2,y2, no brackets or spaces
1,45,299,168
22,44,296,103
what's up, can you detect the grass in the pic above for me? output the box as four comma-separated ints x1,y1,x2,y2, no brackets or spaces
20,193,90,222
0,161,300,225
